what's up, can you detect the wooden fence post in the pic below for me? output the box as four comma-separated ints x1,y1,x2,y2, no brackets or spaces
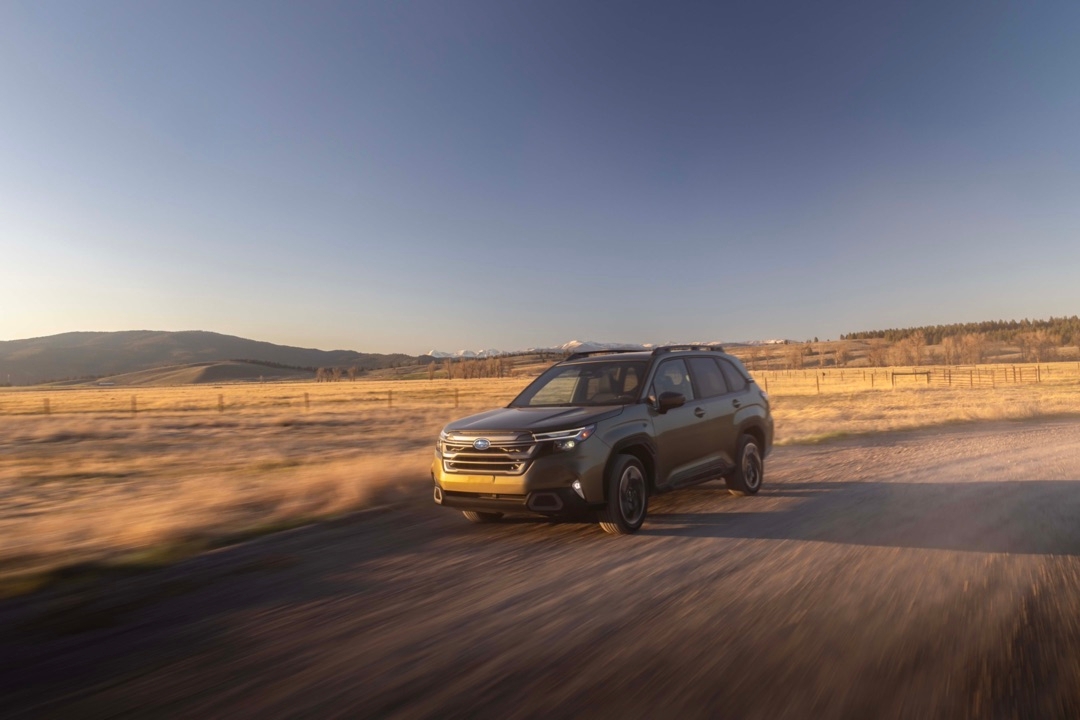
304,392,310,411
816,375,820,395
218,394,224,413
43,398,50,415
969,371,973,388
763,377,768,394
455,388,459,408
388,390,393,408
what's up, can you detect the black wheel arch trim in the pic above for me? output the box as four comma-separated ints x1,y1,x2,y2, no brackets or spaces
737,419,770,457
605,434,658,495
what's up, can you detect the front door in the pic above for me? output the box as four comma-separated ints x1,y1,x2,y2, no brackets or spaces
648,358,712,487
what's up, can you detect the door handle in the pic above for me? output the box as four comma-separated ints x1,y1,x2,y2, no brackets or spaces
694,407,706,418
732,399,741,408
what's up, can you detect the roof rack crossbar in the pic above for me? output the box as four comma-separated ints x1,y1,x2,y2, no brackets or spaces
565,348,646,361
651,344,725,355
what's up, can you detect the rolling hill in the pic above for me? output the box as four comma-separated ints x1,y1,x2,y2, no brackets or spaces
0,331,418,385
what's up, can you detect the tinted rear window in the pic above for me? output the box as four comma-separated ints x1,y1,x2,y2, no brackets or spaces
688,357,729,398
717,357,748,391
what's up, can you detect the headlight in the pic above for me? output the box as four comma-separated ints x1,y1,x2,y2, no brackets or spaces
437,428,450,450
534,425,596,452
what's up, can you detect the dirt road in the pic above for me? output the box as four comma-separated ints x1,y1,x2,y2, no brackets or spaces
4,419,1080,718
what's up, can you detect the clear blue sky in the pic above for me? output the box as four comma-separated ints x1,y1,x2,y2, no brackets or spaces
2,1,1078,354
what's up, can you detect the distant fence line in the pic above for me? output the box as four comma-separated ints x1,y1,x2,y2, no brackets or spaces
0,386,518,417
753,362,1080,394
3,362,1080,415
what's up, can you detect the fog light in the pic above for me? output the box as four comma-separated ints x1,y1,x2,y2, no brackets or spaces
556,439,576,451
571,479,584,499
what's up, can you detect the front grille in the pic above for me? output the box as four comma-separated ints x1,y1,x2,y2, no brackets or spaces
441,434,538,476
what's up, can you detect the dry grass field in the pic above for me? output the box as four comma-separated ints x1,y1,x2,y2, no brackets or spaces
2,364,1079,594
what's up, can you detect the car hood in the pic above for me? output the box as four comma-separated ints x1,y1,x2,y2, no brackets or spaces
444,406,624,435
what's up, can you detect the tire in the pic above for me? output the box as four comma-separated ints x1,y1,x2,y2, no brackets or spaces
598,455,649,535
462,510,503,523
725,434,764,496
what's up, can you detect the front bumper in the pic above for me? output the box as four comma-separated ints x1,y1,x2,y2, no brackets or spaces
434,486,594,516
431,441,609,514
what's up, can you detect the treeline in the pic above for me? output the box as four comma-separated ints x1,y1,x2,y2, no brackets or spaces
431,356,513,380
842,317,1080,345
315,366,365,382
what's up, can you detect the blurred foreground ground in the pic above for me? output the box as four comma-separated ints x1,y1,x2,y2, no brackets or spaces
3,419,1080,718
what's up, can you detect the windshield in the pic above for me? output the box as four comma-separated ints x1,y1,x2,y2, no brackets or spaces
511,361,648,407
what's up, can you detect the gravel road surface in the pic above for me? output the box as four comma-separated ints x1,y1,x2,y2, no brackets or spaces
3,419,1080,719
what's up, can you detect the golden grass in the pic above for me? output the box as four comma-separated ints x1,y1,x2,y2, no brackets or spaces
0,382,522,593
2,365,1080,591
756,362,1080,443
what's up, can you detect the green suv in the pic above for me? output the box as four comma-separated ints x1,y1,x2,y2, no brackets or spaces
432,346,773,534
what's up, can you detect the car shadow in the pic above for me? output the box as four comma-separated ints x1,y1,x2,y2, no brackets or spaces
640,480,1080,556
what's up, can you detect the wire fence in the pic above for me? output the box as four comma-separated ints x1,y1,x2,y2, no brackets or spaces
0,381,525,417
752,362,1080,395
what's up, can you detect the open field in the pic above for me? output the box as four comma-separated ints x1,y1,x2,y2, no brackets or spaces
2,365,1080,592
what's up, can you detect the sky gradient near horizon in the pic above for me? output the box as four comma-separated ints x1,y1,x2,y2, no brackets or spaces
2,1,1079,354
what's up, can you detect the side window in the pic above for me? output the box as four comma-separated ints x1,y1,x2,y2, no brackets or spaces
716,358,748,392
687,357,729,398
650,359,696,402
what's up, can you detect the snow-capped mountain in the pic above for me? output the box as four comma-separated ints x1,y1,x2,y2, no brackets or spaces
424,349,509,358
555,340,648,353
423,338,786,359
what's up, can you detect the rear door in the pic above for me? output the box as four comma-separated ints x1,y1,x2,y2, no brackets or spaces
686,356,739,473
716,356,755,457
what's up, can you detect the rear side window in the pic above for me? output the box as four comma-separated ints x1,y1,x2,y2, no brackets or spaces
688,357,729,398
716,358,748,392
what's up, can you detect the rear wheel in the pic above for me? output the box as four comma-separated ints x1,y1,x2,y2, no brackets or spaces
462,510,503,523
725,434,763,496
598,455,649,535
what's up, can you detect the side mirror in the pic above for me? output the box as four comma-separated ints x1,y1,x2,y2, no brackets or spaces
657,391,686,414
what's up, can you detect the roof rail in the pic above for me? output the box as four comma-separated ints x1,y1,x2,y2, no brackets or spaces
651,344,725,355
565,348,647,361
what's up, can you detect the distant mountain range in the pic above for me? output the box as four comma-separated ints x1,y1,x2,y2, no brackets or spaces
0,331,795,386
0,331,418,385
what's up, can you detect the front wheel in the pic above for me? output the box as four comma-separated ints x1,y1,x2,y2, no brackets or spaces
725,434,764,496
598,455,649,535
